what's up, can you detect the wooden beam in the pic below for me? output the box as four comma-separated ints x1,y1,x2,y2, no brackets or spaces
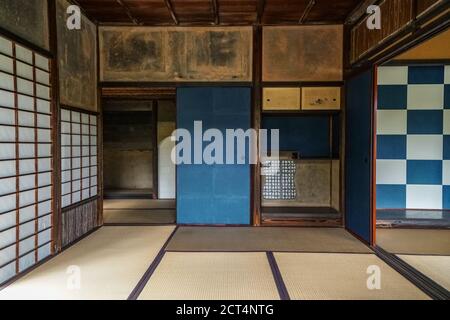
164,0,179,25
116,0,140,25
299,0,316,24
345,0,378,25
257,0,266,25
211,0,219,25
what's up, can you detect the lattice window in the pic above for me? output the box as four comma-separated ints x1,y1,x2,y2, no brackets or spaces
60,108,98,208
262,160,296,200
0,36,53,284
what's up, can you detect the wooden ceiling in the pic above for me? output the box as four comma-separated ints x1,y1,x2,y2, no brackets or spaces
74,0,365,26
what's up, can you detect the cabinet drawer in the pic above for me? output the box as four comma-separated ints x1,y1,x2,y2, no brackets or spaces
263,88,301,110
301,87,341,110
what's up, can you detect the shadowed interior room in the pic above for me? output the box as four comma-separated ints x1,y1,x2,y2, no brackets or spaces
0,0,449,301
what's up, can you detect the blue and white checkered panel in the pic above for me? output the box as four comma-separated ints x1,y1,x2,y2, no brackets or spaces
377,65,450,210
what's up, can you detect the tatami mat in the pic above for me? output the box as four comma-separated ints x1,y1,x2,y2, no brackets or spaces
103,210,176,224
166,227,372,253
275,252,429,300
398,255,450,291
138,252,280,300
0,226,175,300
377,229,450,255
104,199,175,210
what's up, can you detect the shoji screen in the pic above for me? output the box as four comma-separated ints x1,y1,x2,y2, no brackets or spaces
0,36,53,284
61,109,98,208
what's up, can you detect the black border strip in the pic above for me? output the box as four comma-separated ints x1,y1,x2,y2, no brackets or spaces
127,226,179,300
266,251,290,301
374,246,450,300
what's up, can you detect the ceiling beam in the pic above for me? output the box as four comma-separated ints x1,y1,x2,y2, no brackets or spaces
164,0,179,25
116,0,139,25
257,0,266,25
345,0,379,25
299,0,316,24
211,0,220,25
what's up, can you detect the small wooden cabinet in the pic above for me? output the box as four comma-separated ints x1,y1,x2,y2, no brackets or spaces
263,87,301,111
301,87,341,110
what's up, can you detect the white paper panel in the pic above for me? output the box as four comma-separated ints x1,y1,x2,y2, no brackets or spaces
90,156,97,166
0,210,16,230
0,143,15,160
82,147,89,157
82,157,90,168
17,78,33,96
35,54,49,71
37,144,51,157
82,135,89,145
0,89,14,108
61,109,70,121
82,188,90,200
61,170,70,183
18,110,35,127
90,136,97,146
72,146,81,157
38,215,51,231
90,186,97,196
62,194,71,207
18,127,35,142
72,157,81,169
19,174,35,191
19,251,35,272
61,158,70,170
72,192,80,203
91,146,97,156
61,134,70,145
61,122,70,134
72,180,81,192
0,261,16,284
38,186,51,201
19,237,35,255
82,167,89,178
37,129,51,142
91,176,97,186
82,178,89,189
0,54,13,73
90,125,97,136
18,94,34,111
81,124,89,134
38,200,51,216
71,111,80,123
81,113,89,124
61,182,71,195
36,84,49,100
0,245,16,266
37,228,51,246
38,158,51,172
19,159,35,175
0,108,15,125
0,194,16,213
37,242,51,261
0,160,16,178
0,227,15,248
0,72,14,91
35,69,50,85
19,143,35,158
37,114,50,128
0,177,16,196
89,115,97,125
91,166,97,176
71,123,80,134
19,190,35,208
15,45,32,64
61,146,70,158
38,172,51,187
0,37,13,56
19,205,35,223
72,134,81,145
36,99,50,114
72,169,81,180
16,61,33,80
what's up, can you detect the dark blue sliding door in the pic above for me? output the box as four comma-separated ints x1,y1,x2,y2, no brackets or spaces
345,69,374,243
176,87,251,225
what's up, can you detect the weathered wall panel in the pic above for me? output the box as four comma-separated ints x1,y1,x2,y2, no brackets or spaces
62,199,98,247
0,0,49,50
262,25,343,82
351,0,413,63
56,0,97,111
99,26,252,82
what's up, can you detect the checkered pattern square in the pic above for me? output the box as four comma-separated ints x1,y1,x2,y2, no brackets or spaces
376,65,450,210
